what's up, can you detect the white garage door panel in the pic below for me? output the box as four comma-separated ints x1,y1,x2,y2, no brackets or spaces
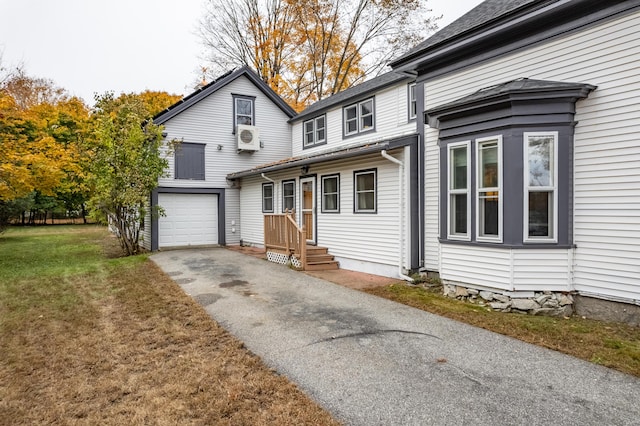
158,193,218,248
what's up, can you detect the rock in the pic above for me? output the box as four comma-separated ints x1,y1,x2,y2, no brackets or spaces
511,299,540,311
443,285,456,298
467,288,479,295
489,302,511,310
558,294,574,306
543,299,559,308
455,286,469,297
479,291,495,301
494,294,510,303
535,295,551,305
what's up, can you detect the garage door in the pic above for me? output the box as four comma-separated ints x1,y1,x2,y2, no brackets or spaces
158,193,218,248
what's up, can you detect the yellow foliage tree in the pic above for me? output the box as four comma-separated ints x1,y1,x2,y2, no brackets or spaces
199,0,439,110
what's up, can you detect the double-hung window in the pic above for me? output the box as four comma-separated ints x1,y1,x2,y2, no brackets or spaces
524,132,557,242
282,180,295,212
408,83,417,120
354,169,376,213
233,95,254,131
344,98,374,136
321,174,340,213
303,115,326,148
262,183,274,213
448,141,470,239
476,136,502,241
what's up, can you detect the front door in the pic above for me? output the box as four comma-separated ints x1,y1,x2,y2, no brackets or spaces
300,177,316,244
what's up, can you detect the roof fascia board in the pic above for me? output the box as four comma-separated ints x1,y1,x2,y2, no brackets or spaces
154,67,295,125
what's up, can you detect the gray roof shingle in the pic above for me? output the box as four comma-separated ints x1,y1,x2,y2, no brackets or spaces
391,0,541,67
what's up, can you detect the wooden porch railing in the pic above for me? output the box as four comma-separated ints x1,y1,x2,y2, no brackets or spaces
264,210,306,269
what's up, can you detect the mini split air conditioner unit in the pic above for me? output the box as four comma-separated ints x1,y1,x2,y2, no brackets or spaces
237,124,260,152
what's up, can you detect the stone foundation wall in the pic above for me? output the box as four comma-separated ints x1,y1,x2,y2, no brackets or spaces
443,283,574,317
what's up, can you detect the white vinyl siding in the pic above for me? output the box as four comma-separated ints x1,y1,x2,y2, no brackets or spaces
225,188,241,245
425,10,640,301
291,82,416,157
441,245,572,292
238,150,409,277
159,75,291,189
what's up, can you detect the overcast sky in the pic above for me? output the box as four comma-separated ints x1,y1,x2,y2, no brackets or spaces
0,0,484,105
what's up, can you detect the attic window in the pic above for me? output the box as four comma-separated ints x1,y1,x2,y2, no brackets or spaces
233,94,255,132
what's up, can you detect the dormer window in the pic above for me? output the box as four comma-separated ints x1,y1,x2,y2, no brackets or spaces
344,98,375,137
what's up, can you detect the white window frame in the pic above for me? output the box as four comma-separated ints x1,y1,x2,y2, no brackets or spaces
475,136,503,242
354,169,376,213
344,98,375,136
447,141,471,240
262,182,274,213
303,115,326,147
282,180,296,213
234,96,254,130
408,83,417,120
523,131,558,243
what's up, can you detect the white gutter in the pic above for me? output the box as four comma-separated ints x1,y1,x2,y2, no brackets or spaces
381,150,414,283
260,173,275,183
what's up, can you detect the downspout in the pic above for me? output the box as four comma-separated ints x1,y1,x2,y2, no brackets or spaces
381,150,414,283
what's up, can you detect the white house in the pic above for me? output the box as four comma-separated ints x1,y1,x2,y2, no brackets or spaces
146,0,639,320
227,72,423,277
390,0,640,317
142,67,296,251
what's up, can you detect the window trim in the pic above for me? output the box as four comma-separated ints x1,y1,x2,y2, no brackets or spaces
232,94,255,133
353,168,377,214
343,97,375,137
321,174,340,213
447,141,471,241
302,114,327,149
281,179,296,213
408,82,417,121
523,131,558,243
262,182,274,213
475,136,503,243
174,142,205,180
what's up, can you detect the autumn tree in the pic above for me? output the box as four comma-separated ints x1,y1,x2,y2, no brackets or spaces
88,92,177,255
0,71,92,229
199,0,438,110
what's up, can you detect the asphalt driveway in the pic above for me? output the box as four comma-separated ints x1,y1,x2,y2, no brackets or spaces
151,248,640,425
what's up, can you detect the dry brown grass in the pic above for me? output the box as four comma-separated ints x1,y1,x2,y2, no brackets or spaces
0,227,339,425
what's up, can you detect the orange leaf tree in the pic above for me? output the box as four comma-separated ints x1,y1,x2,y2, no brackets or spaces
199,0,438,110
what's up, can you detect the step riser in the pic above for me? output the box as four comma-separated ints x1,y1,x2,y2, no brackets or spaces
305,262,339,271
